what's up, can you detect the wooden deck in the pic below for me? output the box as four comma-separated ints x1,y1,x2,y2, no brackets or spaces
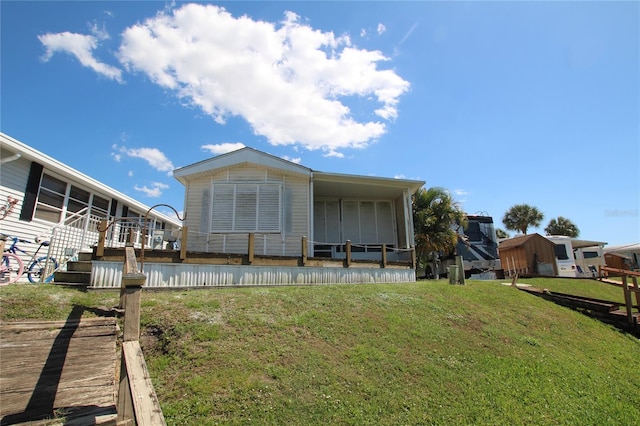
0,316,118,425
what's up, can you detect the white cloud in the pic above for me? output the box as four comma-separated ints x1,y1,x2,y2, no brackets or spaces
134,182,169,198
377,23,386,35
360,28,367,38
112,145,174,173
281,155,302,164
115,3,409,156
454,189,469,196
38,31,122,82
201,142,246,155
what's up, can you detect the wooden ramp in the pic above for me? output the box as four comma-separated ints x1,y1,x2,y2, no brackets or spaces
0,317,118,425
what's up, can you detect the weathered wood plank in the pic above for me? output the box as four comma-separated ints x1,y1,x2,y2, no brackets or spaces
122,341,166,426
0,318,118,424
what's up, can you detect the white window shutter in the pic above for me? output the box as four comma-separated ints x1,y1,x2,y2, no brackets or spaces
212,184,234,232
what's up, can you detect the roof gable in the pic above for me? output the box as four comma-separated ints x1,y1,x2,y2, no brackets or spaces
173,147,311,184
498,233,554,250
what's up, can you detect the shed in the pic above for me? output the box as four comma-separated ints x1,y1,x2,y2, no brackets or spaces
498,233,558,277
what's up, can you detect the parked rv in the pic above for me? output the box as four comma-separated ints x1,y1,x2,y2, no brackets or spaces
545,235,578,277
434,215,501,279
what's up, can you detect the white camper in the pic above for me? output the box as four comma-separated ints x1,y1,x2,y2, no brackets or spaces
545,235,578,277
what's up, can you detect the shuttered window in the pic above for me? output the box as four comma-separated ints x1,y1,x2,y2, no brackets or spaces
211,183,281,233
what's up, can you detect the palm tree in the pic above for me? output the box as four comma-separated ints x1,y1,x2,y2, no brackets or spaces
502,204,544,235
412,187,466,277
496,228,510,239
544,216,580,238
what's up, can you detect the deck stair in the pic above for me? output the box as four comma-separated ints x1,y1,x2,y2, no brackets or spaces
53,252,92,289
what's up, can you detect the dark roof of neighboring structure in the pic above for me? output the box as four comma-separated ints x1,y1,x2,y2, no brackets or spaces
498,233,552,250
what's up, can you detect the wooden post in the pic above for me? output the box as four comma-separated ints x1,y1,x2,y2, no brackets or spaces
127,228,136,245
97,219,107,257
410,246,416,270
345,240,352,267
180,227,188,261
598,265,602,281
622,274,634,326
248,233,255,264
456,255,466,285
381,244,387,268
118,246,147,424
301,236,308,266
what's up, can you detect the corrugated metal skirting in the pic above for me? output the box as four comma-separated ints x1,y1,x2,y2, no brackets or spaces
91,262,416,288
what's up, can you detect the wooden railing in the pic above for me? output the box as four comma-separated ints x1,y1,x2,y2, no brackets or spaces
96,226,417,270
116,246,166,426
598,266,640,328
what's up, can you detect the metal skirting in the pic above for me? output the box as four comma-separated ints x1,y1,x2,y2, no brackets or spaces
90,262,416,288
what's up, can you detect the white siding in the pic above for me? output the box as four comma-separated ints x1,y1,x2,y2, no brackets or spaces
91,261,416,288
182,165,309,256
0,153,53,272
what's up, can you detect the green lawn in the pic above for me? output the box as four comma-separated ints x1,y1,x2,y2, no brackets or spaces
1,279,639,425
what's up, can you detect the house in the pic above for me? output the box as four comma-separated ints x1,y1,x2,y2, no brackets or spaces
84,147,424,287
498,233,559,277
0,132,182,281
173,147,424,262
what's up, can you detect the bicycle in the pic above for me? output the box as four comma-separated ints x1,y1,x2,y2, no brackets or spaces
1,235,59,284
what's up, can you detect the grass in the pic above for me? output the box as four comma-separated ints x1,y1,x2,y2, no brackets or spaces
1,279,639,425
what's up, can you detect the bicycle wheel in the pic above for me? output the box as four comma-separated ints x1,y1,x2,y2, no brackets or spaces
27,256,58,283
1,253,24,285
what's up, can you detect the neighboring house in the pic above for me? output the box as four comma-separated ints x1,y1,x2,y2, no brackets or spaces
173,147,424,263
498,233,559,277
0,132,182,280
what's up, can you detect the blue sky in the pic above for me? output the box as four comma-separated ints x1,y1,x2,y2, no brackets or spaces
1,1,638,246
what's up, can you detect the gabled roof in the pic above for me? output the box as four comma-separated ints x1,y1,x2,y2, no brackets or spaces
498,233,553,250
173,147,311,184
173,146,426,198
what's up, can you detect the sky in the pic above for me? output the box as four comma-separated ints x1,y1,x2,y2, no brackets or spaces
1,1,638,247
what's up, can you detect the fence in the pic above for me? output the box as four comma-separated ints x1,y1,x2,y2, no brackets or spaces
598,266,640,329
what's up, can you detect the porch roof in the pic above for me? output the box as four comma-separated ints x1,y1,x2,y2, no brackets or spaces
313,171,424,199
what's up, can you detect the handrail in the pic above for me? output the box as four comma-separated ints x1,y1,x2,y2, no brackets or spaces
117,246,166,425
598,265,640,328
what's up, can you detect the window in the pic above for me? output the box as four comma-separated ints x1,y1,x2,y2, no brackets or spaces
554,244,569,260
211,183,281,233
34,174,66,222
583,251,599,259
32,172,112,224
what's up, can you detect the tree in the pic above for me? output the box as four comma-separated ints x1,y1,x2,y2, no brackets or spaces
412,187,466,276
502,204,544,235
496,228,510,239
544,216,580,238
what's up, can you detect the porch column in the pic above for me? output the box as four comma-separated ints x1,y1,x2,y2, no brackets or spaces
308,173,314,257
403,189,413,248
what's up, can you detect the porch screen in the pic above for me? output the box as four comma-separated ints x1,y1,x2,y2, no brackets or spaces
343,200,395,244
314,200,395,245
211,183,281,233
